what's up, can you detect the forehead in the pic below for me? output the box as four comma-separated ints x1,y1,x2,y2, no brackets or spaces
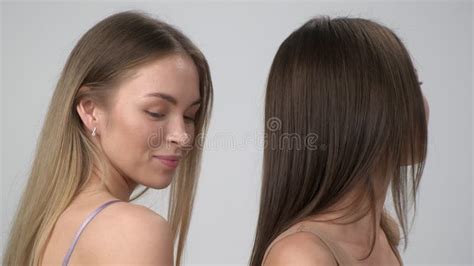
117,53,200,101
144,54,196,75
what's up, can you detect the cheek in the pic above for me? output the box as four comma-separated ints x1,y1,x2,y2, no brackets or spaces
148,124,166,152
101,108,152,168
186,125,196,143
118,112,149,147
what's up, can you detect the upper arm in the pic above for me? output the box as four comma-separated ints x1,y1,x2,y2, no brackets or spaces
263,232,337,266
85,203,174,265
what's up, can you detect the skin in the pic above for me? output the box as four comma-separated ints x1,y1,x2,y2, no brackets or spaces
423,92,430,124
41,53,201,265
265,91,430,265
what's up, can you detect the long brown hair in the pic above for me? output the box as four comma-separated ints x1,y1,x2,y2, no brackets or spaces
3,10,213,266
251,16,427,265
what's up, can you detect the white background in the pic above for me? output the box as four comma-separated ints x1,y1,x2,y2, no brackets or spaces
1,1,472,265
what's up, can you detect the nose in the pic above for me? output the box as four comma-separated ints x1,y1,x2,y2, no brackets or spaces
165,116,190,148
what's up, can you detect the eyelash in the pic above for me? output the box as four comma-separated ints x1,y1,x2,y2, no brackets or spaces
184,116,195,123
146,111,165,119
146,111,195,123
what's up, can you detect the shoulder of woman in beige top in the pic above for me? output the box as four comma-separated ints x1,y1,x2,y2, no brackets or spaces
263,231,338,266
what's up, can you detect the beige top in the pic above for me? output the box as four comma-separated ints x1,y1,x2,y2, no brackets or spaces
262,223,403,266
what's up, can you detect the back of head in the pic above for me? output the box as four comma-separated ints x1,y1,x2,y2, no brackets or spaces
251,16,427,265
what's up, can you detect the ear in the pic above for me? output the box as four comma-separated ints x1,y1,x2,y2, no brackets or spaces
76,86,101,135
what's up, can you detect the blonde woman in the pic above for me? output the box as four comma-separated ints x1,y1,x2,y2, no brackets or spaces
3,10,212,265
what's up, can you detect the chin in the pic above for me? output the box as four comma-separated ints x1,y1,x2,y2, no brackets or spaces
147,172,175,189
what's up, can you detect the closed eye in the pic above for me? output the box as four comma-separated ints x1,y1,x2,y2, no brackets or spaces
146,111,165,119
184,116,195,123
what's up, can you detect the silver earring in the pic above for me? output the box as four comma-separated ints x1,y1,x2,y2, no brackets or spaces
91,127,97,136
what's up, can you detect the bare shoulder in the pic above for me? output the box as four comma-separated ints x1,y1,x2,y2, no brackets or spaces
264,231,337,266
76,201,173,265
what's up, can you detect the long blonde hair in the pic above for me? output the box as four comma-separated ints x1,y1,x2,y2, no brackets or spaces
3,10,213,266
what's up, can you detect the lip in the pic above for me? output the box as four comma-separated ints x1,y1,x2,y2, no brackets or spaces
153,155,181,169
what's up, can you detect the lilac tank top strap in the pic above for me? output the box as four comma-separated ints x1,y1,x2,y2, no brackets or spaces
62,199,123,266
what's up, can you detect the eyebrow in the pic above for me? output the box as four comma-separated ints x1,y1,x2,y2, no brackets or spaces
145,92,201,107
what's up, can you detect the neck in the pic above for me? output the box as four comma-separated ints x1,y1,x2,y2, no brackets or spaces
76,164,137,202
306,174,392,249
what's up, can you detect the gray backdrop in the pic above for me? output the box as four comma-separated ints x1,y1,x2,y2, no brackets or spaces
1,1,473,265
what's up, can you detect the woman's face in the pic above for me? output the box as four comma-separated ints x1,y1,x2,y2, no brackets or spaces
97,53,201,189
